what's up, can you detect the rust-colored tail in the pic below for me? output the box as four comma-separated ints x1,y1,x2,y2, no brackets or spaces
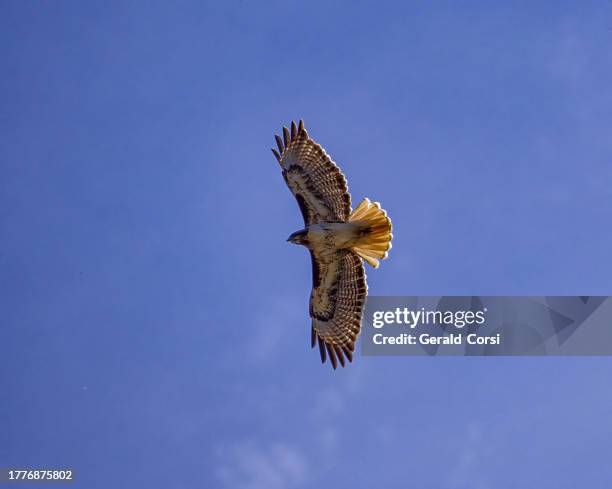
349,198,393,268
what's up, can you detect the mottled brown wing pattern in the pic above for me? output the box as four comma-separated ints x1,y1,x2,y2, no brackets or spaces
271,120,351,225
309,250,367,369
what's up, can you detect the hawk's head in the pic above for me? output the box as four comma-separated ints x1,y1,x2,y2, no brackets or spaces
287,229,309,246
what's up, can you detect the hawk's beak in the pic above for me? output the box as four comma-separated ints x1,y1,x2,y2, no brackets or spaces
287,230,306,245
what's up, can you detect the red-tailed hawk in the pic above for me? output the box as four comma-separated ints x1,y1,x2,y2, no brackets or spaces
272,120,393,369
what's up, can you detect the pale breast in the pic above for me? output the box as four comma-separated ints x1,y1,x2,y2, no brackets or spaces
307,222,364,250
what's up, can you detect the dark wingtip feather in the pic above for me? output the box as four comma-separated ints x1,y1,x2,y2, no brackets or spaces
291,121,297,139
326,344,338,370
275,135,284,153
334,346,346,367
298,119,304,134
311,327,317,348
271,148,281,161
282,126,290,147
342,347,353,363
318,338,327,363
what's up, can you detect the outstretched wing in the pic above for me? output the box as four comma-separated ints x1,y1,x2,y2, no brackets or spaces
309,249,367,369
272,120,351,225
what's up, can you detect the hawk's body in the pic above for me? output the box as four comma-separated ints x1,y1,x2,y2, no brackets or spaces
272,121,393,369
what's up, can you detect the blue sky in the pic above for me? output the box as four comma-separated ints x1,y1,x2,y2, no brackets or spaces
2,1,612,488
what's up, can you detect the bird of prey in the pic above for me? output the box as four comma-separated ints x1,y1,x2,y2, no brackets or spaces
271,120,393,369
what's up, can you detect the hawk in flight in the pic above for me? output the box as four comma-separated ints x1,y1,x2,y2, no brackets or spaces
272,120,393,369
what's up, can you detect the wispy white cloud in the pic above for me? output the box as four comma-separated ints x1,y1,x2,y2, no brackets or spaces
545,17,612,120
215,439,308,489
308,361,368,458
311,388,345,418
445,423,492,489
245,294,304,364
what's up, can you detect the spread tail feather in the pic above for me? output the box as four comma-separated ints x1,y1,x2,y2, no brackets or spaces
349,198,393,268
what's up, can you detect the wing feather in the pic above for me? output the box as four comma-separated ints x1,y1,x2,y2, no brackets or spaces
272,120,351,225
309,250,367,368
